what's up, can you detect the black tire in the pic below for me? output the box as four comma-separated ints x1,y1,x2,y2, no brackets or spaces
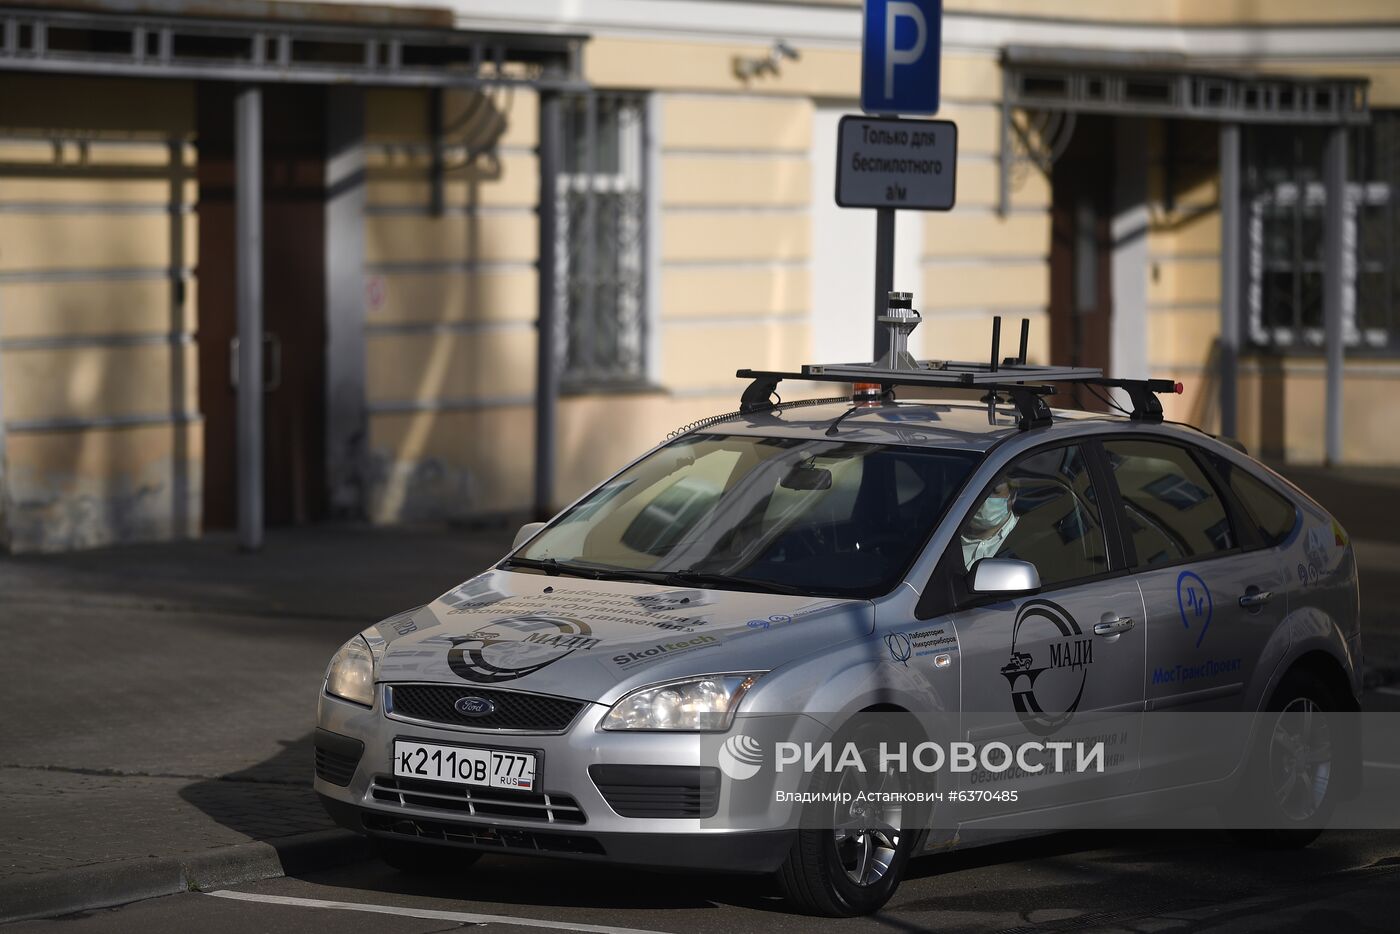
1228,669,1343,850
374,838,483,875
775,718,924,916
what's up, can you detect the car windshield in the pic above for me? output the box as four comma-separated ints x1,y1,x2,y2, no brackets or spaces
510,433,979,599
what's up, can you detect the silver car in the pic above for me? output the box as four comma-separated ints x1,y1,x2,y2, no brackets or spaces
315,365,1361,916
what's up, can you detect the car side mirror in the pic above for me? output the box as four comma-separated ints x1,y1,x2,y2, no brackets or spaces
968,558,1040,596
512,521,547,551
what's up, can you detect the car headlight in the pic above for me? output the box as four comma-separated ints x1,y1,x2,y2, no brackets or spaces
325,636,375,707
600,673,763,732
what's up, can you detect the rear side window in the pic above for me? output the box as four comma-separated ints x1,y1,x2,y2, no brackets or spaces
1104,439,1236,568
1214,459,1299,546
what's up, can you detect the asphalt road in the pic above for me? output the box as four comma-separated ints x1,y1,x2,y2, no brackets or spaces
10,827,1400,933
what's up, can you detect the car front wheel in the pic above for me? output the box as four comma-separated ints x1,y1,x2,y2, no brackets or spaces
775,720,923,916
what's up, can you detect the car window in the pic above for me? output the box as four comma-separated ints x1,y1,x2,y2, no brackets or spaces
519,434,979,599
1210,457,1299,547
1104,439,1236,568
956,444,1108,588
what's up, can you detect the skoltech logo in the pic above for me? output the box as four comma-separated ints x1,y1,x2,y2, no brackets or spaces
718,733,764,781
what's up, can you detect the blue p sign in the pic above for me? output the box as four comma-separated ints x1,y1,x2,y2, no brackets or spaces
861,0,942,116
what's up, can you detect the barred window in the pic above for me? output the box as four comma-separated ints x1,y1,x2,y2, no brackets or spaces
1244,114,1399,353
557,93,649,387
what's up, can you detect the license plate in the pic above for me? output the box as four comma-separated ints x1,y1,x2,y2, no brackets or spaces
393,740,537,791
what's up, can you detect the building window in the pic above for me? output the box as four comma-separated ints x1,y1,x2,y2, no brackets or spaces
1244,114,1399,353
556,92,649,388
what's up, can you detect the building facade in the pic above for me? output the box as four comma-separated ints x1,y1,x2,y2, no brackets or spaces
1,0,1398,552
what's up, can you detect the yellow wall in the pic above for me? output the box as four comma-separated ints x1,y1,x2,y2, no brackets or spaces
6,8,1400,552
813,0,1400,24
0,75,200,552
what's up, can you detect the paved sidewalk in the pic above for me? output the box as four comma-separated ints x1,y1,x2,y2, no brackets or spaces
0,523,514,921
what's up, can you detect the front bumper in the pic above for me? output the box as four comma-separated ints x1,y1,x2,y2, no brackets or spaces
317,793,793,873
314,685,801,875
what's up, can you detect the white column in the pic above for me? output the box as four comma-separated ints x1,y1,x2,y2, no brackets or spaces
1111,118,1150,386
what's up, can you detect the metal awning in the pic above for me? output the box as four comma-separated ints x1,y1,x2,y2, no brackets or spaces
1003,46,1369,125
0,2,586,89
998,45,1371,215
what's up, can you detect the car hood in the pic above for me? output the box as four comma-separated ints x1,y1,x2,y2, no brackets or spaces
369,569,873,703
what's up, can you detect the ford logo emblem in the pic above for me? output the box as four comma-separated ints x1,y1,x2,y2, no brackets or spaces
454,696,495,717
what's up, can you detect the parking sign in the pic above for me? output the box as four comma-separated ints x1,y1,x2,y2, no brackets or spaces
861,0,941,116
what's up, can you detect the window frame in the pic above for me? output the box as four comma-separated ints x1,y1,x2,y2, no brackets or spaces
555,89,653,391
1241,114,1400,357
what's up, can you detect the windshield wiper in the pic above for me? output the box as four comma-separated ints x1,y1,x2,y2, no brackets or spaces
660,570,813,597
501,557,605,580
504,558,826,597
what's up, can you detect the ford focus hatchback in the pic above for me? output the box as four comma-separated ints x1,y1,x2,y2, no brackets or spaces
315,329,1361,916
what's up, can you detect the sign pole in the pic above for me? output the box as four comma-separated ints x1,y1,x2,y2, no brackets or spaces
856,0,945,362
873,206,896,360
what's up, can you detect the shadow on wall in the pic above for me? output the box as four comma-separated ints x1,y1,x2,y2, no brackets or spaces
0,74,199,553
364,88,533,525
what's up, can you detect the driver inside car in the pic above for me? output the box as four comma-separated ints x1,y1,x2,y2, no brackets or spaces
960,478,1018,570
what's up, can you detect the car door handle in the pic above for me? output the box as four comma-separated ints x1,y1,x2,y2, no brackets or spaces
1238,590,1274,609
1093,616,1135,636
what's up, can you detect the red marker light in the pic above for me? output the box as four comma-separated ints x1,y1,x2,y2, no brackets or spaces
852,382,883,405
1174,381,1185,395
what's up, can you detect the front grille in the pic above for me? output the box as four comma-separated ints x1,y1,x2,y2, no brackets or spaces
314,728,363,786
388,685,587,732
362,812,605,856
370,775,587,825
590,764,720,818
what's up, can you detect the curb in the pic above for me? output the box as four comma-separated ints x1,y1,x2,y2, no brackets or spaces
0,829,374,924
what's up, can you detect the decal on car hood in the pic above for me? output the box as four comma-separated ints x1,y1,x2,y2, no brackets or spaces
371,570,872,701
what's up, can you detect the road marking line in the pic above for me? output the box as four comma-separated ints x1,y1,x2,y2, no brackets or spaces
1363,761,1400,771
204,890,675,934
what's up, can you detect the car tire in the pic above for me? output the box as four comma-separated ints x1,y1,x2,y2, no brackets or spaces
1228,668,1343,850
374,838,483,875
775,718,924,916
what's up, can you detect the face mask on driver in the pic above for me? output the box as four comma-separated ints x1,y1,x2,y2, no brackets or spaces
969,494,1011,532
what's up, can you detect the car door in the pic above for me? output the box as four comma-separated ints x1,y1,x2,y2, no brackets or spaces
936,441,1145,819
1100,436,1288,789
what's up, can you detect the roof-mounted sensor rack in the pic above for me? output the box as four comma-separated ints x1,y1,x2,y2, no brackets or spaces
736,296,1182,430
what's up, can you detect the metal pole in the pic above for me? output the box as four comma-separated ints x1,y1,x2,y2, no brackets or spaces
1218,123,1241,440
235,85,264,551
1323,124,1348,466
873,207,895,361
534,93,562,521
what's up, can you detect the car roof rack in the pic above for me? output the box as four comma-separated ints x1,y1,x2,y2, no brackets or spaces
736,307,1181,431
